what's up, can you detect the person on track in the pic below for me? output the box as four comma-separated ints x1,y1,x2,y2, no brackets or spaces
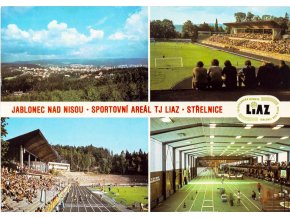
237,190,241,206
257,183,261,193
251,191,257,200
229,193,234,206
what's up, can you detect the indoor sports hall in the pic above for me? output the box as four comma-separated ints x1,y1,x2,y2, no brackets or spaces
150,118,290,212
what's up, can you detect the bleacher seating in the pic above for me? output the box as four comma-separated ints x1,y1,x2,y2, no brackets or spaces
1,166,63,212
206,34,290,54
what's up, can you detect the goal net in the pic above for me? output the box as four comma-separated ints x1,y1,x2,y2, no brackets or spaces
155,57,183,68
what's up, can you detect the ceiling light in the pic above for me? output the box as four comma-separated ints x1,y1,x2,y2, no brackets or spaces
272,124,284,130
210,142,214,144
160,117,172,123
241,146,245,148
210,135,215,139
280,146,285,149
230,142,235,145
209,123,216,128
257,146,261,149
267,142,272,145
245,124,254,129
236,136,242,139
247,142,252,144
280,136,289,140
257,136,264,139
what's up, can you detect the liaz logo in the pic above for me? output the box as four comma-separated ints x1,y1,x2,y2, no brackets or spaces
246,102,270,115
237,96,280,124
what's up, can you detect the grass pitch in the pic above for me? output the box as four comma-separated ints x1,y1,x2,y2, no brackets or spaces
150,42,262,90
104,186,148,206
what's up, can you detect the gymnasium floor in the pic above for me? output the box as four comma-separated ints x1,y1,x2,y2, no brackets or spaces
152,169,286,212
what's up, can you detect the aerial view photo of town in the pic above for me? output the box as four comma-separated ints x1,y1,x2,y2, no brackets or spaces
1,7,148,101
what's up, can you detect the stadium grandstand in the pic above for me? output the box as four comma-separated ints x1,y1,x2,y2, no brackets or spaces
151,19,290,101
1,129,70,212
1,129,148,212
203,20,289,58
150,118,290,212
224,20,284,40
5,129,60,172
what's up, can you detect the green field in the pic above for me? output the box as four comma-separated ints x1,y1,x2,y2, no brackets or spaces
150,42,262,90
104,186,148,206
152,169,287,212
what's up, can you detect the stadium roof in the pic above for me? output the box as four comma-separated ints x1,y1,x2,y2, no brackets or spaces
151,118,290,158
224,20,282,29
7,129,59,162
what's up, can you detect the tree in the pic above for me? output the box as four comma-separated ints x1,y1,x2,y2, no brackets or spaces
246,12,255,22
120,151,127,174
1,118,9,162
150,19,177,38
150,20,164,38
52,144,148,175
234,12,246,22
253,15,261,21
262,15,272,21
161,19,176,38
198,22,211,31
214,18,219,32
218,26,224,32
82,153,92,171
285,12,289,21
182,20,198,40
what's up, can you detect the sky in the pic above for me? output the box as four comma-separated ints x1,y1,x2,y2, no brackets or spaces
1,6,148,62
151,7,290,25
4,118,148,154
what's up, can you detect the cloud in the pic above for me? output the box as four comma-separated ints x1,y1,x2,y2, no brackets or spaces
109,7,147,41
109,32,126,40
2,20,104,48
89,28,104,40
5,24,30,40
96,17,108,26
70,45,107,58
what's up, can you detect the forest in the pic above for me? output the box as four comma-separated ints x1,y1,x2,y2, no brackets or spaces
1,67,148,101
150,12,289,40
53,145,148,175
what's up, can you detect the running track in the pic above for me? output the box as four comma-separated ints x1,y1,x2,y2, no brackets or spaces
63,185,116,212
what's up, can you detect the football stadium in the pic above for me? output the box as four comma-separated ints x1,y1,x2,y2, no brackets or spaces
150,8,290,101
1,118,148,212
150,118,290,212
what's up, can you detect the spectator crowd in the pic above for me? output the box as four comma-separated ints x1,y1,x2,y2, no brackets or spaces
229,33,273,41
192,59,290,90
207,34,290,54
1,166,59,211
